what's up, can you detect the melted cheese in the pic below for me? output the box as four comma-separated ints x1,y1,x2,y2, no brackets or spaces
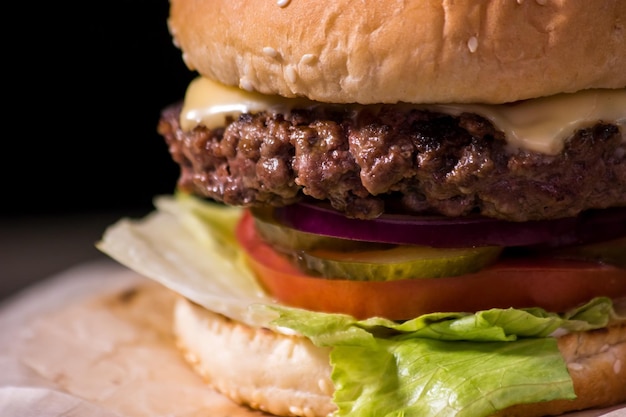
180,76,626,155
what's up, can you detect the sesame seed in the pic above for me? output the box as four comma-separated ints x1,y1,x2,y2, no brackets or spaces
277,0,291,7
240,77,254,91
318,378,333,395
535,0,547,5
263,46,279,58
614,359,622,374
300,54,317,65
567,362,584,372
467,36,478,53
600,344,610,353
285,65,297,84
289,405,303,415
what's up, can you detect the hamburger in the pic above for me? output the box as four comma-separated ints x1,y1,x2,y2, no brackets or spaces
99,0,626,416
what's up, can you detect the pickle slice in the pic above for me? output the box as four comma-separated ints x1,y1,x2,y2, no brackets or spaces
549,237,626,268
298,245,503,281
251,207,387,252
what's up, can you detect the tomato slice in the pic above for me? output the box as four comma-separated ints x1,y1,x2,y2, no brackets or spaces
236,210,626,320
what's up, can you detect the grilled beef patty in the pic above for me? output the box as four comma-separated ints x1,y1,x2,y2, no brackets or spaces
158,102,625,221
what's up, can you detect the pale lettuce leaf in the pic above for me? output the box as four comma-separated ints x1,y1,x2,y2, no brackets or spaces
97,193,277,328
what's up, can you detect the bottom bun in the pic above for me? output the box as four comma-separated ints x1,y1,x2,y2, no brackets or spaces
173,297,626,417
174,296,336,417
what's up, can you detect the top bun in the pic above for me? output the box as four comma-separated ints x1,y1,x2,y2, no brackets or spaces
168,0,626,105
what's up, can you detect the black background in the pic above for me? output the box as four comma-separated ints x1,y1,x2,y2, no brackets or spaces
2,1,195,218
0,2,197,299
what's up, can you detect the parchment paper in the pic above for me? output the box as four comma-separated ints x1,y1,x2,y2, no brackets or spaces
0,261,623,417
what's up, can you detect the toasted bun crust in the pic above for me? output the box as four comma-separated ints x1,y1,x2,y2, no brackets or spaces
173,297,336,417
168,0,626,104
174,297,626,417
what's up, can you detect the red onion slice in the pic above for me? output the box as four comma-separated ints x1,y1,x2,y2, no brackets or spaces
273,202,626,248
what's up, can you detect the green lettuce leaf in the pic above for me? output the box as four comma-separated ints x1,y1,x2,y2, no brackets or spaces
263,302,622,417
97,194,624,417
